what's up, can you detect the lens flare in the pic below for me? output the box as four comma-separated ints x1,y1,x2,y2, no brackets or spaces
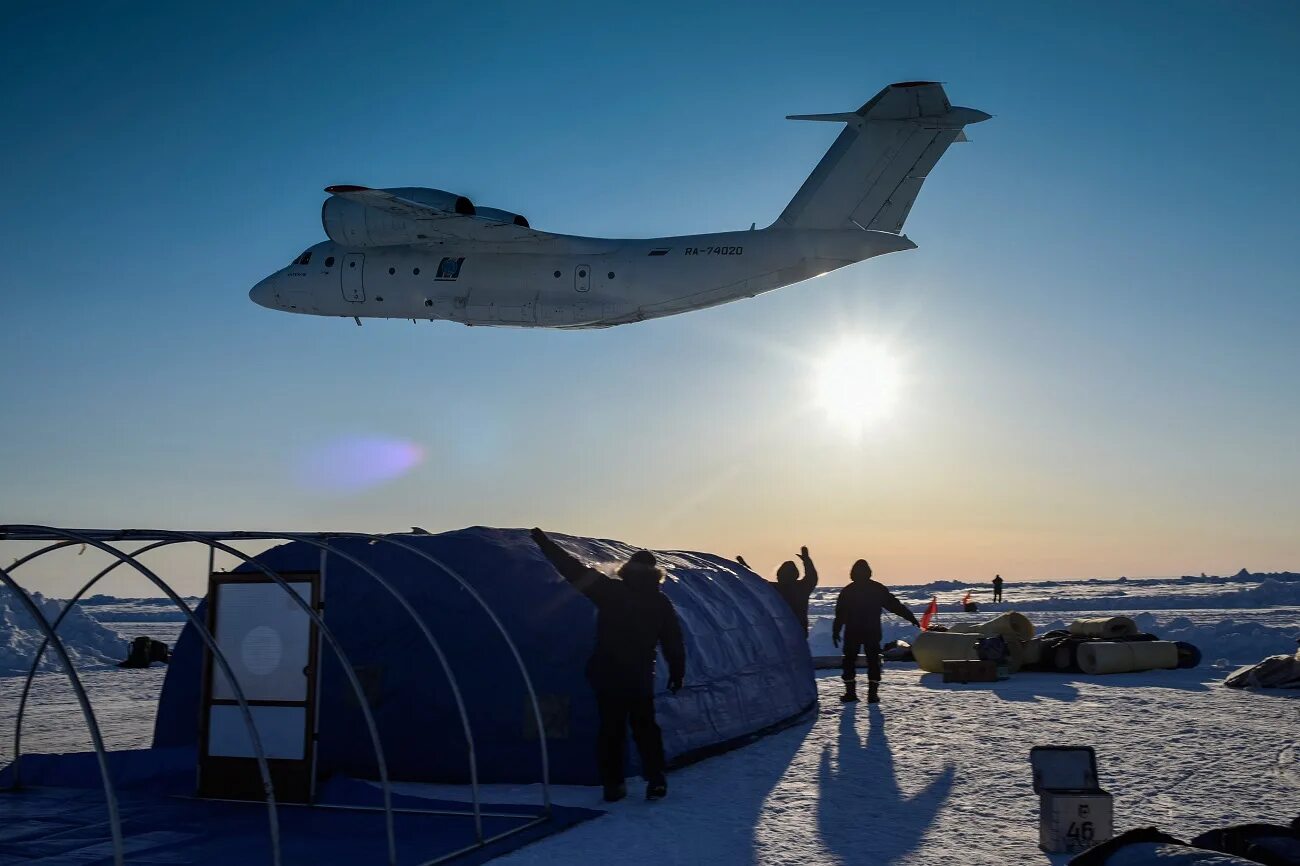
294,436,424,493
813,339,903,434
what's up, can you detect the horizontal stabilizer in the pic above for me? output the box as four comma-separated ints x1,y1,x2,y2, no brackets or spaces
787,112,861,123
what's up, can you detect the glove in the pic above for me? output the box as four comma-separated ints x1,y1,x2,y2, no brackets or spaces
736,555,749,569
832,634,840,648
798,545,810,561
668,677,683,694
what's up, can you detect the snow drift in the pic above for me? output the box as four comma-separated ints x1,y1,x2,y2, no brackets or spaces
985,577,1300,613
0,587,125,676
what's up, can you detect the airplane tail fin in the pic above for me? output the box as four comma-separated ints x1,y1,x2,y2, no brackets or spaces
775,82,990,234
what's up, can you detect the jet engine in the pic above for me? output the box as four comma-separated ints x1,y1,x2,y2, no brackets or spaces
474,207,530,228
321,186,475,247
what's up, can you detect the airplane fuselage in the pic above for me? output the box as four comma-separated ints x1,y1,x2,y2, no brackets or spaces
249,82,988,328
250,227,914,328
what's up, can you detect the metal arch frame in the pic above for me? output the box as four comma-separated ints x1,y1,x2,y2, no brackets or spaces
330,533,553,813
6,532,403,866
0,526,558,864
0,562,126,866
239,531,487,843
0,527,284,866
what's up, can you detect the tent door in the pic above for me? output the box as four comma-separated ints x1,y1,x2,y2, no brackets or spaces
197,571,321,803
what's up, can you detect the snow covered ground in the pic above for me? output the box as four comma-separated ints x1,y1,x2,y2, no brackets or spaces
404,669,1298,865
0,574,1296,863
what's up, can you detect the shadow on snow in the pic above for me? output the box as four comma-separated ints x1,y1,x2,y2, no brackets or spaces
816,703,956,862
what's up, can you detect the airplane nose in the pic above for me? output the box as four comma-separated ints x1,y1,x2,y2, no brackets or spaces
249,276,277,308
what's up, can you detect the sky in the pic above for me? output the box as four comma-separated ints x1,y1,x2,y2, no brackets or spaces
2,1,1299,595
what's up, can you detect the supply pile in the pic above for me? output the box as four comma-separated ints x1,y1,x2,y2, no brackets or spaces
911,612,1202,678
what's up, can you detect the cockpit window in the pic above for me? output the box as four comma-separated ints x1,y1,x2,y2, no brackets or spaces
293,250,312,266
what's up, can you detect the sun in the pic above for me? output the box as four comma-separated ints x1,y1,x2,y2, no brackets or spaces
813,339,903,434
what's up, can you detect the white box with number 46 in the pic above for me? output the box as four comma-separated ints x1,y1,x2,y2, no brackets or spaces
1030,746,1114,854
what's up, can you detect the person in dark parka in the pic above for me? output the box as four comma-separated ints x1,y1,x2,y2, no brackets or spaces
772,547,819,635
737,546,819,634
832,559,920,704
530,528,686,803
992,574,1005,602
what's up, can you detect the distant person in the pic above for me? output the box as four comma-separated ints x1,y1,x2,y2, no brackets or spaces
530,528,685,803
832,560,921,704
992,574,1004,602
737,546,819,634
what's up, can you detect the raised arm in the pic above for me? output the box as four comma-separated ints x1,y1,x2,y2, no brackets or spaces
530,527,612,601
883,588,921,628
797,546,819,591
660,597,686,692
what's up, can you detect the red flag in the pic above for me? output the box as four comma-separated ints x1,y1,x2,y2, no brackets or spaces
920,595,938,630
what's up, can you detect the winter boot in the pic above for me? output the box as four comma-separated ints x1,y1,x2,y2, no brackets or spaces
840,680,858,703
645,781,668,801
867,681,880,704
602,782,627,803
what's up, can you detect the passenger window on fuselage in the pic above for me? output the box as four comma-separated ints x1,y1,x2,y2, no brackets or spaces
325,256,335,267
293,250,312,266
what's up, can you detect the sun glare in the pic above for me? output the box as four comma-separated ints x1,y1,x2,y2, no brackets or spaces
813,339,903,434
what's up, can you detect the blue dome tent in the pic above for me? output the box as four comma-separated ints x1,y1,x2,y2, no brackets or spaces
154,527,816,786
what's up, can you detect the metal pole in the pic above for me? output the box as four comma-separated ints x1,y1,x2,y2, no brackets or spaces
309,547,326,804
197,543,215,798
0,565,126,866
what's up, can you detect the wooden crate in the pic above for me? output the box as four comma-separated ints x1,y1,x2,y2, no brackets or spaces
942,659,998,683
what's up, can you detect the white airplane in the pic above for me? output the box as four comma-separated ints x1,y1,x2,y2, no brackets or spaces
250,81,989,329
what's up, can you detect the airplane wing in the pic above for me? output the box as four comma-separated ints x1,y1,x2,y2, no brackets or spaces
323,185,555,245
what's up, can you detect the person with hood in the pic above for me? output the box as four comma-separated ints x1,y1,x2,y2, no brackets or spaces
736,546,819,634
530,528,686,803
992,574,1005,602
832,559,921,704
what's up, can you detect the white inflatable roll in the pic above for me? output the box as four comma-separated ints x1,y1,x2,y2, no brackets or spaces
912,631,981,673
1077,641,1179,674
912,630,1027,674
1069,616,1139,639
945,613,1034,640
977,611,1035,642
